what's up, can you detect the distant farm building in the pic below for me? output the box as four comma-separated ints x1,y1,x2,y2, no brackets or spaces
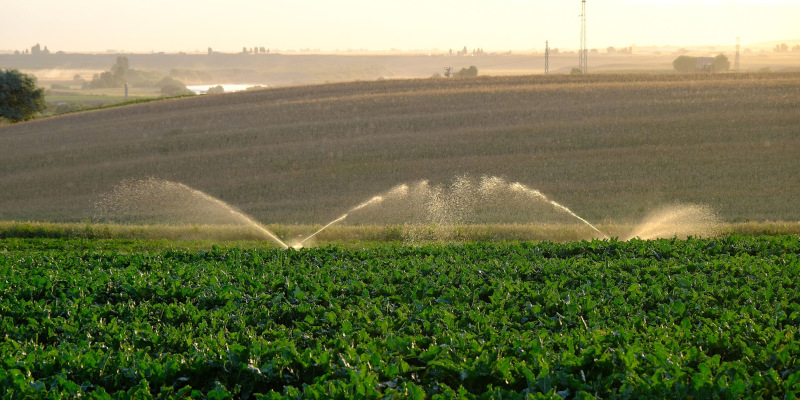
696,57,714,73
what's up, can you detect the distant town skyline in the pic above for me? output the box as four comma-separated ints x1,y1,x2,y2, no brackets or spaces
2,0,799,54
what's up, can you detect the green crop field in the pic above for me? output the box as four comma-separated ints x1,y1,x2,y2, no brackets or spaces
2,236,799,399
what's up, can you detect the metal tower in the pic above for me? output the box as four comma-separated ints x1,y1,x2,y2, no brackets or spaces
578,0,588,73
545,40,550,74
734,37,741,72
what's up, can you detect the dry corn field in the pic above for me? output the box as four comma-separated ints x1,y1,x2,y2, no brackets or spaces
1,73,799,234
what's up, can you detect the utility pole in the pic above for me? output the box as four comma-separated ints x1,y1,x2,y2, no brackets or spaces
735,37,741,72
545,41,550,74
579,0,588,74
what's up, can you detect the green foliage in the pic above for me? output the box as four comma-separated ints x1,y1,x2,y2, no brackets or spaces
85,56,129,89
713,54,731,72
672,55,697,73
48,101,91,115
84,57,180,90
159,77,194,97
0,69,47,122
1,236,799,398
453,66,478,78
207,85,225,95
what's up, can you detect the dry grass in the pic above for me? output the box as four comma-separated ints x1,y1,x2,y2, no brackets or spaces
1,221,798,248
1,73,799,228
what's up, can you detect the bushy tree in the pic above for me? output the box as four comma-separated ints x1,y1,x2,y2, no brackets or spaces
0,69,46,123
713,54,731,72
453,66,478,78
111,56,129,79
158,77,194,96
672,55,697,73
85,56,132,89
206,85,225,94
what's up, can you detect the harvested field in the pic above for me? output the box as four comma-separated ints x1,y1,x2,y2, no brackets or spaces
1,73,799,230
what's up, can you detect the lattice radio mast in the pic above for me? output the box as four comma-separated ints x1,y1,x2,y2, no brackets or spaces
734,37,741,72
579,0,588,74
545,40,550,74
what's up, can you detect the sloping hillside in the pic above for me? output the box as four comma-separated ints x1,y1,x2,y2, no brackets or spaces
1,73,799,225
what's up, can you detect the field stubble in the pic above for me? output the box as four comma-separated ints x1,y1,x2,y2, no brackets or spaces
1,73,799,228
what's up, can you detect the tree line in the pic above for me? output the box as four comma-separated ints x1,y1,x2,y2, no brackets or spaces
672,54,730,73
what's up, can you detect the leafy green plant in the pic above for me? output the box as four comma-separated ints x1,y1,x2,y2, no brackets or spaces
1,236,799,398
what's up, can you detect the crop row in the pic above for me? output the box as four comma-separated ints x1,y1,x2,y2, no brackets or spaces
1,236,799,399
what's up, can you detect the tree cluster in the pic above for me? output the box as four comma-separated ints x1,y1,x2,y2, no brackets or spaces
672,54,730,73
84,56,130,89
607,46,633,54
83,57,192,96
0,69,46,123
158,77,193,96
452,66,478,78
773,43,800,53
449,47,487,56
241,47,269,55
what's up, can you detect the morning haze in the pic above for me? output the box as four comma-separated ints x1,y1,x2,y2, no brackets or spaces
2,0,799,53
2,2,800,397
1,0,800,240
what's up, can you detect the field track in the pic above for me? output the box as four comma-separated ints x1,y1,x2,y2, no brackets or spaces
1,73,799,228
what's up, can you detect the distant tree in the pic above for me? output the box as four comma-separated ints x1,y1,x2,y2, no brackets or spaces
85,57,129,89
570,67,583,74
0,69,47,123
712,54,731,72
453,66,478,77
774,43,789,52
206,85,225,94
111,56,129,79
158,77,194,96
672,55,697,73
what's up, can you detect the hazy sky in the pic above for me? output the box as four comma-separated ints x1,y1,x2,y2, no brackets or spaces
2,0,799,53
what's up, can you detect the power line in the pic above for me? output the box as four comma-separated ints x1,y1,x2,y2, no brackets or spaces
579,0,588,74
545,40,550,74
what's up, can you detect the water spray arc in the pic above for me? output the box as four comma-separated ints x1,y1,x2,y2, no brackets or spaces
294,184,410,248
94,178,290,249
509,182,607,238
169,182,290,249
294,196,383,247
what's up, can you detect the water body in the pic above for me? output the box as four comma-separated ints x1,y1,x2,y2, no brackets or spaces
186,84,266,95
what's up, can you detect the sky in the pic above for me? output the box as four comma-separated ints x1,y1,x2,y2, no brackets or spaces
2,0,799,53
